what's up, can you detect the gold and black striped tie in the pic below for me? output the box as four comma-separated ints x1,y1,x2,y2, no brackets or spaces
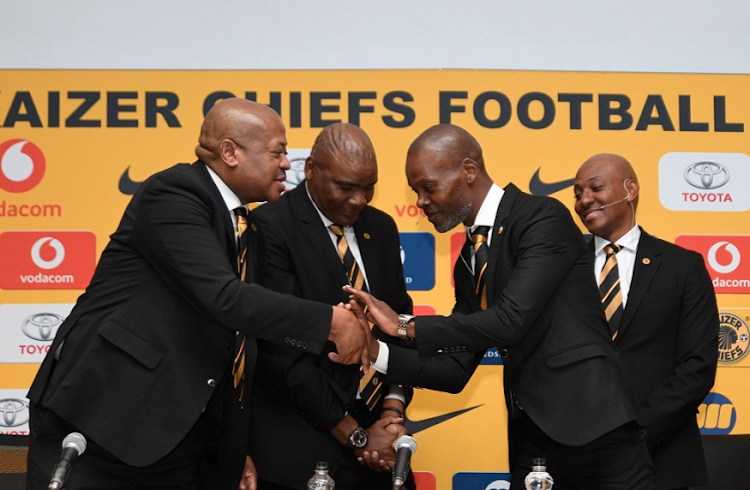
470,226,491,310
233,207,250,404
329,225,382,410
599,243,624,340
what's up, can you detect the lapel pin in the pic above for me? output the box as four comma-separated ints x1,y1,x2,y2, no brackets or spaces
363,233,371,239
642,258,650,265
251,223,257,232
497,226,504,235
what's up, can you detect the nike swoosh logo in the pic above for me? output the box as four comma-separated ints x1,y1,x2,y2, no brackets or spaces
119,166,144,195
528,168,575,196
403,404,482,434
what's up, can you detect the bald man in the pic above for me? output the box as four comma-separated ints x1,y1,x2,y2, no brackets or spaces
348,125,657,490
25,99,368,490
574,154,718,490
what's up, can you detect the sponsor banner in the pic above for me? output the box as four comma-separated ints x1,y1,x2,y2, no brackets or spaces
453,472,512,490
0,303,73,363
675,235,750,294
659,152,750,212
714,309,750,365
400,232,435,291
0,390,31,435
413,472,437,490
0,230,96,289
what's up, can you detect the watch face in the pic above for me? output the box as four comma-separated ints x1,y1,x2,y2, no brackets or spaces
350,428,368,448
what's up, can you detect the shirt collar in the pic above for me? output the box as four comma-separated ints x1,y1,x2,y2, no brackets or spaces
468,183,504,234
594,223,641,255
205,164,243,213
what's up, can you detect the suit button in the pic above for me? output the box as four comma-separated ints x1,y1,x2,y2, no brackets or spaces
500,349,508,358
284,337,290,343
302,342,308,350
207,379,216,388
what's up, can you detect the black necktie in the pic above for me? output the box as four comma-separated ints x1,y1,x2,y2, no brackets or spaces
233,207,250,404
599,243,624,340
465,226,490,310
329,225,382,410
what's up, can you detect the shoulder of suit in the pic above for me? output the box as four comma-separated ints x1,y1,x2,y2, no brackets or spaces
639,232,702,261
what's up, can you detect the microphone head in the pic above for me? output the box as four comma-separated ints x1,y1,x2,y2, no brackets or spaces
62,432,87,455
394,435,417,453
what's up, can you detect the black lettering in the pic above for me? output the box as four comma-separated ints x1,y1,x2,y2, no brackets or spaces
348,92,377,126
290,92,302,128
268,92,282,116
636,95,674,131
382,91,415,128
203,91,236,116
678,95,709,132
439,91,467,124
145,92,180,127
310,92,341,127
473,91,511,128
107,92,138,128
517,92,555,129
558,93,593,130
715,96,744,132
48,92,60,128
66,92,101,128
3,91,43,127
599,94,632,130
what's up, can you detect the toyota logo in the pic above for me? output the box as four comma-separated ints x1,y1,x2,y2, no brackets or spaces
684,161,730,189
0,398,30,427
22,312,65,341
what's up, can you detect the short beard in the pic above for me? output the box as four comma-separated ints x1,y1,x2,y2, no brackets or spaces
435,197,472,233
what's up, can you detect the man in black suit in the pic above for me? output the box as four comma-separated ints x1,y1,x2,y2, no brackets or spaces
25,99,369,490
248,123,482,490
347,125,656,490
573,153,718,490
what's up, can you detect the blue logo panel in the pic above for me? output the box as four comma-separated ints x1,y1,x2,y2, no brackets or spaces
400,232,435,291
453,472,512,490
699,392,736,435
481,347,504,365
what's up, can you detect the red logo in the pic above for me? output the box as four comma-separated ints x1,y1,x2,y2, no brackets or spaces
0,139,46,193
413,305,436,316
413,472,436,490
0,231,96,290
450,231,467,286
675,235,750,294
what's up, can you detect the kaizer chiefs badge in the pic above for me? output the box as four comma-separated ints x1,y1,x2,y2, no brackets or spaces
718,313,749,363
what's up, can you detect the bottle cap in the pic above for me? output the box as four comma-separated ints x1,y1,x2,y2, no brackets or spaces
316,461,329,470
532,457,546,469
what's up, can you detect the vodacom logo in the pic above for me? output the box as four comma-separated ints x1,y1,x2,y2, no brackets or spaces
708,241,741,274
31,237,66,270
0,139,46,193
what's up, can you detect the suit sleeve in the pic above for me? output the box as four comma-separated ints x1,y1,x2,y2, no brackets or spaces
641,252,719,447
415,198,583,355
252,209,349,431
131,171,332,354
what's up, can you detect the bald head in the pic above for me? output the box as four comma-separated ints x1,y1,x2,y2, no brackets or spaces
196,98,283,166
408,124,485,173
574,153,640,242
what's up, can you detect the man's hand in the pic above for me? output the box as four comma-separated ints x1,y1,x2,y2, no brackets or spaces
356,416,409,472
328,305,370,370
237,455,257,490
344,286,400,337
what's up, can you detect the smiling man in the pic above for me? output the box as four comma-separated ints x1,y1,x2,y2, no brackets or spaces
573,153,718,490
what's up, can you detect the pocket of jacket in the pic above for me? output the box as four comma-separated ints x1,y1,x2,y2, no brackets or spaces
99,320,164,370
542,342,606,368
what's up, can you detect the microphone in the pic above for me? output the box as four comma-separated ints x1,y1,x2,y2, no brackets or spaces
48,432,87,490
392,435,417,490
597,193,629,210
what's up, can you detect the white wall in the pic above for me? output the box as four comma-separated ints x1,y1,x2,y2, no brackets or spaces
3,0,749,73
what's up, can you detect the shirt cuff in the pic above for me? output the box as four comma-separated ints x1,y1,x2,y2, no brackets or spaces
372,340,390,374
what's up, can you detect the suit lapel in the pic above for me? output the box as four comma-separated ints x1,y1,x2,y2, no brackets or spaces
618,228,661,338
193,161,236,259
485,183,518,304
354,213,379,294
289,185,350,290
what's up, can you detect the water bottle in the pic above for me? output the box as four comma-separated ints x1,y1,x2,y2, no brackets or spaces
307,461,335,490
524,458,554,490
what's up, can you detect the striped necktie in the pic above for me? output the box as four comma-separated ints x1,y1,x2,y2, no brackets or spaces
469,226,491,310
233,207,250,404
599,243,624,340
329,225,382,410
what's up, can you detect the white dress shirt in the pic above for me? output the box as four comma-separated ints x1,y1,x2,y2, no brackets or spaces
593,224,641,307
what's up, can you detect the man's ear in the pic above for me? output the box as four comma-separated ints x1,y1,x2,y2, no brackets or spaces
220,139,239,168
626,178,639,202
462,158,478,184
304,156,315,181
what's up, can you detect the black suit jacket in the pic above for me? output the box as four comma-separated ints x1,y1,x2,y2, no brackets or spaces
596,229,718,488
416,184,637,447
248,184,414,488
27,162,332,486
